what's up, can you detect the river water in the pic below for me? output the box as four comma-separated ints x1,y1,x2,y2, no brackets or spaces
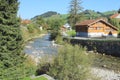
24,34,57,58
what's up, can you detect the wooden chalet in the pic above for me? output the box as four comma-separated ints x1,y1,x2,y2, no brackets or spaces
75,19,118,37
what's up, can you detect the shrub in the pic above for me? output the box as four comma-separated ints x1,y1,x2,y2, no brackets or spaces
67,30,76,37
47,43,94,80
36,56,52,76
27,24,34,33
50,30,61,40
27,23,40,33
55,35,64,45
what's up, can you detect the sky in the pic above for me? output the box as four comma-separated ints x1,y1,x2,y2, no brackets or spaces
18,0,120,19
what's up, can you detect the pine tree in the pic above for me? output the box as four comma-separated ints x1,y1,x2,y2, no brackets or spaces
118,8,120,13
0,0,26,79
68,0,83,28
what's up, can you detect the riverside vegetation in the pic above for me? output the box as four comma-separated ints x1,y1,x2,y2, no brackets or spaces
37,42,100,80
1,0,120,80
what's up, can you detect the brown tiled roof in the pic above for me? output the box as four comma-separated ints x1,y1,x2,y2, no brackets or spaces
76,20,96,26
110,13,119,18
21,19,31,24
75,19,118,30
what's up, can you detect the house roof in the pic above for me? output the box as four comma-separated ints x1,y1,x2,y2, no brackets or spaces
110,13,120,18
75,19,118,30
76,20,96,26
21,19,31,24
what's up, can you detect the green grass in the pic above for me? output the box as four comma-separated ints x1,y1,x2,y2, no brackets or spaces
23,76,48,80
23,77,31,80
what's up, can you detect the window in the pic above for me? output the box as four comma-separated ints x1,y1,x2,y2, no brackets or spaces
96,27,102,30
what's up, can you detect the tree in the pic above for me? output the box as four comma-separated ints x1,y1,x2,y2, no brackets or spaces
35,16,45,28
68,0,83,28
118,8,120,13
108,18,120,30
0,0,28,79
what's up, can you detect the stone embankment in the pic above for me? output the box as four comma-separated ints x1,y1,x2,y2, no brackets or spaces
66,37,120,57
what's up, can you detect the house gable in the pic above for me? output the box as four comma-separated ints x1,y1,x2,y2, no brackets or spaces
88,20,118,31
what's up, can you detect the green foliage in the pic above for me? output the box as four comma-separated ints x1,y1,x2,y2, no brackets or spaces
27,23,40,33
118,8,120,13
24,56,37,77
50,30,61,40
47,44,93,80
34,16,48,30
0,0,35,79
27,24,35,33
46,18,65,30
36,17,45,26
102,10,117,17
40,11,59,18
67,30,76,37
108,18,120,30
55,35,64,44
82,10,102,19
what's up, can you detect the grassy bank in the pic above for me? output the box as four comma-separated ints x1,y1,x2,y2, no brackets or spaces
20,26,47,43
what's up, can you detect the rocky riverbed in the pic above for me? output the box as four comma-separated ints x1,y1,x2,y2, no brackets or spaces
92,67,120,80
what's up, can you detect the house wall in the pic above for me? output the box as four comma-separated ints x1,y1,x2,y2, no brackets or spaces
76,26,88,32
116,14,120,18
76,32,88,37
76,21,118,37
76,32,105,37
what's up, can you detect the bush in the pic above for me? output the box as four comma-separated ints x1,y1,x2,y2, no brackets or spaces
23,56,37,77
50,30,61,40
55,35,64,45
36,56,52,76
47,43,94,80
27,23,40,33
67,30,76,37
27,24,35,33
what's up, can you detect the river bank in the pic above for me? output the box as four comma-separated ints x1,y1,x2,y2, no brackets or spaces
24,34,120,80
24,34,46,43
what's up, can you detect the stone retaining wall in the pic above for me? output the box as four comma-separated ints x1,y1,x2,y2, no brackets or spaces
68,38,120,57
